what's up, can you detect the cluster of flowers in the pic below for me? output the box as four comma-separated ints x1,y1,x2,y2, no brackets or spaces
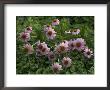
20,26,34,54
36,43,71,73
43,19,60,39
19,19,93,74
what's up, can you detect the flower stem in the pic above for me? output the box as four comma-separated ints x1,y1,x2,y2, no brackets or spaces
32,42,37,47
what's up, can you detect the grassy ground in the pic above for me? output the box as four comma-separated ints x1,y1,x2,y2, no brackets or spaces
16,16,94,74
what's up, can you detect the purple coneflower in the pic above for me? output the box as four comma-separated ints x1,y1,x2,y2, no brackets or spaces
52,19,60,26
45,29,57,40
47,51,56,62
44,25,52,33
55,42,69,54
71,29,80,35
25,26,32,33
52,63,62,73
40,47,50,55
36,41,50,55
23,44,33,54
20,32,30,42
83,47,93,58
62,57,72,67
74,38,86,51
68,39,76,50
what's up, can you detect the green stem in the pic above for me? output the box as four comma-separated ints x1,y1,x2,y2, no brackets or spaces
31,36,37,38
32,42,37,47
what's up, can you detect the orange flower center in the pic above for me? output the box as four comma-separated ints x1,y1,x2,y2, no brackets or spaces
42,48,46,52
60,46,65,51
74,29,77,32
76,42,81,47
47,31,52,36
64,60,68,65
53,19,57,22
22,34,27,39
57,48,61,53
38,44,43,50
53,67,58,72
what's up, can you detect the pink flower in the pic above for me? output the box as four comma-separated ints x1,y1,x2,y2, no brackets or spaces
52,63,62,73
40,47,50,55
71,29,80,35
23,44,33,54
36,41,50,55
52,19,60,26
45,29,57,40
83,47,93,58
25,26,32,33
48,51,56,62
68,39,76,50
63,40,69,44
44,25,52,33
20,32,30,42
55,42,69,54
62,57,72,67
74,38,86,51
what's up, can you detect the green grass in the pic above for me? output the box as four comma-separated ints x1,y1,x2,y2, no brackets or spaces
16,16,94,74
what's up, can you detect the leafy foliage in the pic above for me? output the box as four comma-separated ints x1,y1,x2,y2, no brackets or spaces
16,16,94,74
